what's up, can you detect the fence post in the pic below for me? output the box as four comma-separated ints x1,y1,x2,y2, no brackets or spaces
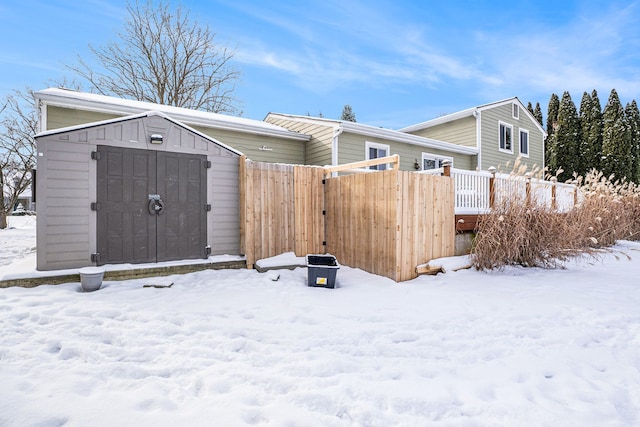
442,160,451,177
488,166,496,208
550,177,557,211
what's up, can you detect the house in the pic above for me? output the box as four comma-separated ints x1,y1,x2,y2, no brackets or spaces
36,89,543,174
3,176,33,212
399,98,546,172
264,113,477,171
34,111,242,271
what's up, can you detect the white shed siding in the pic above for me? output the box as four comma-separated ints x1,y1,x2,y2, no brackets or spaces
36,139,93,270
209,153,240,255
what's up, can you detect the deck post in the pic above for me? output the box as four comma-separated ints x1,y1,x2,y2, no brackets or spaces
488,166,496,209
525,172,532,206
442,160,452,177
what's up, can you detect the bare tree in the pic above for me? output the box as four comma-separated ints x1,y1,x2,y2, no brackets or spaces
0,89,38,229
69,0,241,114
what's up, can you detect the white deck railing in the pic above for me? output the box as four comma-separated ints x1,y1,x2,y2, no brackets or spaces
420,167,579,214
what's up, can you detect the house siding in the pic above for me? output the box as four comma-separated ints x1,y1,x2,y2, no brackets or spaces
190,126,305,164
45,105,120,130
36,114,241,270
479,103,544,172
337,132,474,171
405,116,477,148
45,105,304,164
265,116,335,166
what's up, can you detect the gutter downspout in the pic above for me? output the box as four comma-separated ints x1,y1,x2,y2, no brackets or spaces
37,99,47,133
474,109,482,170
331,125,343,177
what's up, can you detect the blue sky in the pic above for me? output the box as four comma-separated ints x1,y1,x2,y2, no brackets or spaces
1,0,639,128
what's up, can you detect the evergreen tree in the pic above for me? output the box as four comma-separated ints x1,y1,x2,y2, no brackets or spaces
533,102,543,126
555,91,582,182
340,104,356,122
585,90,604,173
578,91,592,176
527,102,534,117
601,89,631,180
545,93,560,173
625,100,640,183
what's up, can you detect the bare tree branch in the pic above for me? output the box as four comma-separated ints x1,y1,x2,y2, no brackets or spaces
0,88,37,228
68,0,242,114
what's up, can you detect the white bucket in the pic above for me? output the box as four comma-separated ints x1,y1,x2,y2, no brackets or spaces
79,267,105,292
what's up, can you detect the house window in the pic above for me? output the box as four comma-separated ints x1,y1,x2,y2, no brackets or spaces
512,103,519,119
519,129,529,157
365,141,390,170
422,153,453,170
499,122,513,153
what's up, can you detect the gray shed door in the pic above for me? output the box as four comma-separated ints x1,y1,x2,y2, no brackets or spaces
96,145,207,265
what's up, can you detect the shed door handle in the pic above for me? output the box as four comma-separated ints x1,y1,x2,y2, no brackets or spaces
148,197,165,215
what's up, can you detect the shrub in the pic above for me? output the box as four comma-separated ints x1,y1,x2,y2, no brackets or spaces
472,168,640,270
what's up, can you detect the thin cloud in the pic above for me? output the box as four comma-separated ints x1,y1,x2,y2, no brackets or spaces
232,1,476,93
0,58,64,74
473,1,640,99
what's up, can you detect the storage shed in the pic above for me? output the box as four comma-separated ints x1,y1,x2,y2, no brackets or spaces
35,111,242,271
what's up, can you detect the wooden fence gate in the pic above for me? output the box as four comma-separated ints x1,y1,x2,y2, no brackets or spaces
239,156,455,282
325,170,454,282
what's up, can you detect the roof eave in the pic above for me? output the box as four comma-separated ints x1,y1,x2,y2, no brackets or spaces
35,90,310,142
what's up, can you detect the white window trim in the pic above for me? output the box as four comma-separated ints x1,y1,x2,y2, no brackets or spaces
421,152,454,170
512,103,519,119
498,121,514,154
519,128,529,158
365,141,391,170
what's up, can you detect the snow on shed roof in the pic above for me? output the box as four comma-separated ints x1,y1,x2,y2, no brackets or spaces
35,88,310,142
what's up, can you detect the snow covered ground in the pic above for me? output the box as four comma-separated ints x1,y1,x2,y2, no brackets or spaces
1,218,640,426
0,215,36,267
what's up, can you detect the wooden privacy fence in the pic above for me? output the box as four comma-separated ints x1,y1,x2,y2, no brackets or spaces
239,156,325,267
240,155,455,282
